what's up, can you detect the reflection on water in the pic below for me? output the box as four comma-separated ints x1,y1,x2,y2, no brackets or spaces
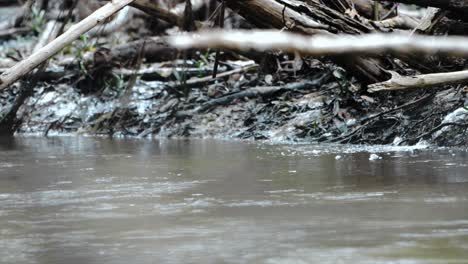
0,137,467,264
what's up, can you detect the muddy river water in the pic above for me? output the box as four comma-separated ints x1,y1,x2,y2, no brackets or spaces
0,137,467,264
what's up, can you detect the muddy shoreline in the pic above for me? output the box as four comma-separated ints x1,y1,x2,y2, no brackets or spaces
2,66,466,147
1,4,468,146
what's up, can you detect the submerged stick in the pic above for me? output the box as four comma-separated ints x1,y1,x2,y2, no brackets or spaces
0,0,136,90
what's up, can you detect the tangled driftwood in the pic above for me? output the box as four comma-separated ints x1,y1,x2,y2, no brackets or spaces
2,0,468,95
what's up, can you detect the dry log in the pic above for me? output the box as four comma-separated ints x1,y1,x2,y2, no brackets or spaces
0,0,136,90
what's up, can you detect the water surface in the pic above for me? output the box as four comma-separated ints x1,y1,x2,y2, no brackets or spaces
0,137,467,264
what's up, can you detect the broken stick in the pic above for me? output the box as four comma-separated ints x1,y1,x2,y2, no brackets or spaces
367,70,468,92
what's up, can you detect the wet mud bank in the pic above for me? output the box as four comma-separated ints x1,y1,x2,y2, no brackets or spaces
1,3,468,146
1,64,467,147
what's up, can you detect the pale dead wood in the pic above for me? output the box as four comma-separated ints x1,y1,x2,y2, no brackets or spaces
169,30,468,57
33,20,62,53
0,0,136,90
367,70,468,92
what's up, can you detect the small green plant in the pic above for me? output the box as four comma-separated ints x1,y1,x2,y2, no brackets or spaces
74,35,97,76
195,51,210,69
106,73,126,95
30,7,45,34
195,51,211,77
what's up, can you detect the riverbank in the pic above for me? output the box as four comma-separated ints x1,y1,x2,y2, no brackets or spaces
1,49,466,146
1,3,468,146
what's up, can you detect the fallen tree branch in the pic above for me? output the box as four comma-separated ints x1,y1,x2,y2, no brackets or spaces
367,70,468,92
169,30,468,57
0,0,136,90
